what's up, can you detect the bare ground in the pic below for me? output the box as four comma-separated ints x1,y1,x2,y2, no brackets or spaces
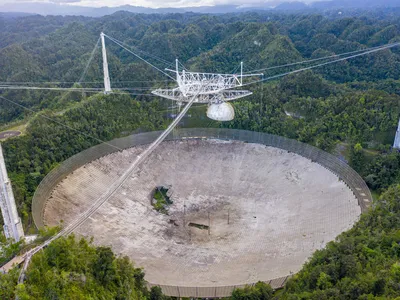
44,139,361,286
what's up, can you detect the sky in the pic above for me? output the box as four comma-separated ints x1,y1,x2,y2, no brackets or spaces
0,0,320,9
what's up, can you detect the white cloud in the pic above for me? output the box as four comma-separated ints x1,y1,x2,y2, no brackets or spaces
67,0,284,8
0,0,321,8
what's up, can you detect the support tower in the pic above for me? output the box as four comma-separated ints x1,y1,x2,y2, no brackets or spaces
100,32,112,94
394,118,400,149
0,144,24,241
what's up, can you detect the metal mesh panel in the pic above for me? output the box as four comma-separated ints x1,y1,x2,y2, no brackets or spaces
270,276,289,289
176,286,196,298
197,286,217,298
31,128,372,298
215,285,235,298
158,285,180,297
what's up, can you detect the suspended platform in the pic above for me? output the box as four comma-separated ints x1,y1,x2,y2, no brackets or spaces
151,88,253,103
152,61,261,104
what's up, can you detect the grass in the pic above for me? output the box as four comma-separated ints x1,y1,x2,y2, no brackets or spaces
371,190,381,202
0,119,30,138
0,91,102,139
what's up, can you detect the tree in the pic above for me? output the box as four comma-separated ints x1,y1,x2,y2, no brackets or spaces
349,143,366,174
232,282,273,300
92,247,117,285
150,286,165,300
11,235,150,299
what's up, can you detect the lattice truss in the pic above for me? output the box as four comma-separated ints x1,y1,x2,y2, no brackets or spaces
152,60,262,103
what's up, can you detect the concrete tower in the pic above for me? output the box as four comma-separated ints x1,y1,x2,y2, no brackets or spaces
394,119,400,149
100,32,112,94
0,144,24,242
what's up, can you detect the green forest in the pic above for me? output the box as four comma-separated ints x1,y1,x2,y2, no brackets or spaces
1,7,400,299
2,234,169,299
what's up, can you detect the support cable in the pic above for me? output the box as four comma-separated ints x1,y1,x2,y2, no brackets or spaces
0,86,103,92
78,37,101,84
245,41,400,74
240,42,400,88
96,33,172,66
104,34,176,81
0,80,174,85
0,85,160,96
230,63,241,75
4,42,399,95
178,60,189,71
0,95,123,151
3,41,398,89
106,37,173,66
17,84,204,284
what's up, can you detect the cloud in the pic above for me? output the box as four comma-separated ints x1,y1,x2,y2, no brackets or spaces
2,0,80,3
1,0,321,8
51,0,82,3
76,0,316,8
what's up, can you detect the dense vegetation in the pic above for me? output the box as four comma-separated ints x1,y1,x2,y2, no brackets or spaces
0,234,167,299
1,10,400,124
152,186,173,214
226,77,400,151
1,7,400,300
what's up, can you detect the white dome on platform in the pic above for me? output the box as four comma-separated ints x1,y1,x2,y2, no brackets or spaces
206,102,235,121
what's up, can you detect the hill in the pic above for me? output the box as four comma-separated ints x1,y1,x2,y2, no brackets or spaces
1,9,400,299
1,1,400,18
